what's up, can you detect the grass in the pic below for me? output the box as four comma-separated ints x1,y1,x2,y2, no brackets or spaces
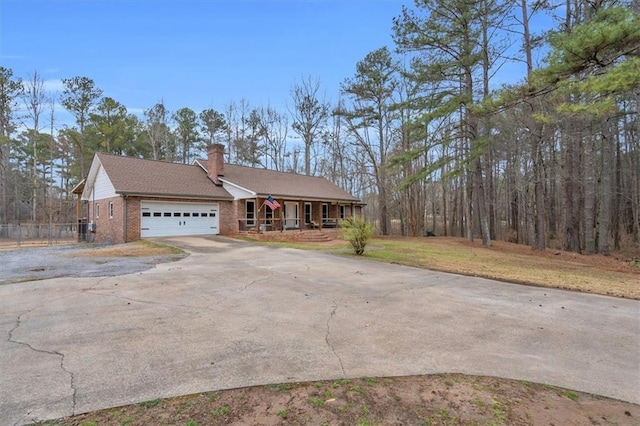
566,390,580,401
363,238,639,298
137,398,163,408
210,406,230,417
307,397,325,407
491,398,509,424
72,240,185,258
252,236,639,299
272,383,293,392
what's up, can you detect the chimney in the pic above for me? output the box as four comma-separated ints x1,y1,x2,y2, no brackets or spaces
207,144,225,185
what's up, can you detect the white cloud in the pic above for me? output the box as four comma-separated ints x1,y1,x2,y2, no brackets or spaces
126,107,145,116
43,79,65,93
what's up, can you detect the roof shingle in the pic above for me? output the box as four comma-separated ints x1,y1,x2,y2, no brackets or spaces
97,154,233,199
221,164,360,202
93,153,360,202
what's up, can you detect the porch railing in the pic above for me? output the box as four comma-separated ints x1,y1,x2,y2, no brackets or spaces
238,217,343,232
238,218,283,232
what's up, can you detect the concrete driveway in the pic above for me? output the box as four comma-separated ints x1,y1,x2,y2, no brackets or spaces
1,236,639,425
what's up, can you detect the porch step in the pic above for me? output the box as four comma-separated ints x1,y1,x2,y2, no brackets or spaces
298,231,333,243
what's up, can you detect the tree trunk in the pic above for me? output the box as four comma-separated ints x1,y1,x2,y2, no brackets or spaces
613,128,622,250
442,171,448,236
598,123,612,255
0,146,7,225
465,167,474,242
531,119,546,250
474,157,492,246
547,139,558,240
564,120,582,253
583,132,596,254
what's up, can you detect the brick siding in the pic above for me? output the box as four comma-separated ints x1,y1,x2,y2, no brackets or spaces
89,195,357,244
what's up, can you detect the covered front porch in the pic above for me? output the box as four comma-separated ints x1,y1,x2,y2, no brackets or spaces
237,197,362,233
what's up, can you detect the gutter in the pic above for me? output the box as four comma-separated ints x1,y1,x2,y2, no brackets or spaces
116,191,234,200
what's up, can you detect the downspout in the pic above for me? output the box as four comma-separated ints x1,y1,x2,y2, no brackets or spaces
90,189,95,243
123,194,128,243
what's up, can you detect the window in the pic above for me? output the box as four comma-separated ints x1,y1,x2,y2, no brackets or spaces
322,203,329,220
153,212,161,217
183,212,191,217
95,203,100,218
246,200,256,226
163,212,171,217
109,202,114,219
304,203,312,224
339,205,346,219
142,212,151,217
192,212,199,217
173,212,181,217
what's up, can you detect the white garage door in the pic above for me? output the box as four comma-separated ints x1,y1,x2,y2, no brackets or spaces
140,201,219,237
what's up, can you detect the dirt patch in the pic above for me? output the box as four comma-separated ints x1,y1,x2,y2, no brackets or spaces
41,374,640,426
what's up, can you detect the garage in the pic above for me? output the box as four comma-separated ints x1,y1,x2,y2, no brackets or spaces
140,201,219,237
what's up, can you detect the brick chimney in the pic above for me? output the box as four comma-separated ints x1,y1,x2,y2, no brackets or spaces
207,144,225,185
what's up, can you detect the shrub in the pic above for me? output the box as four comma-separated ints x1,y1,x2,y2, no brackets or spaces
340,216,373,255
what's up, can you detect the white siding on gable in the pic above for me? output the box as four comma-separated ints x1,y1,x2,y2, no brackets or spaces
93,165,117,200
221,181,255,199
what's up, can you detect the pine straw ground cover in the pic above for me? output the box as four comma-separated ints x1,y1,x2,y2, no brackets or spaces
35,236,640,426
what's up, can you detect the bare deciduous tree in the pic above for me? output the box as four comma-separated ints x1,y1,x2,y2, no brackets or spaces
290,76,329,176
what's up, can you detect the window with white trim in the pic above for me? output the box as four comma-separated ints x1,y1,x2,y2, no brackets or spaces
95,203,100,218
109,202,114,219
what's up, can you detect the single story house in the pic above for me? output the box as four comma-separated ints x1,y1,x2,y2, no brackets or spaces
79,144,363,244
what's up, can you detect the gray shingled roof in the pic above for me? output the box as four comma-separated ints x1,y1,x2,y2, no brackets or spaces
97,153,233,199
222,164,360,202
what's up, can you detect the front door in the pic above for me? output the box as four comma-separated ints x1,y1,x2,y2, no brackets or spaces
284,202,299,229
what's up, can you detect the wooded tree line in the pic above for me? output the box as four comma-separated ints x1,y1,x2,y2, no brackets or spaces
1,0,638,255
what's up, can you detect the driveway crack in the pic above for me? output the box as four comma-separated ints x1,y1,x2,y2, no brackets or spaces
83,290,222,312
325,303,346,378
240,276,270,292
8,311,77,418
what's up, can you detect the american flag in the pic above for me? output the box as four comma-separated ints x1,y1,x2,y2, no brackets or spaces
264,195,281,210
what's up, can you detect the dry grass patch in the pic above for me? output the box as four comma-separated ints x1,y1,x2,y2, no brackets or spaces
71,240,183,258
362,237,640,299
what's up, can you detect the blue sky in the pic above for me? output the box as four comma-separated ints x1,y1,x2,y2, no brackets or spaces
2,0,407,121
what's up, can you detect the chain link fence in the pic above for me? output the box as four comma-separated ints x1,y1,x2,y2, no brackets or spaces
0,223,79,248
